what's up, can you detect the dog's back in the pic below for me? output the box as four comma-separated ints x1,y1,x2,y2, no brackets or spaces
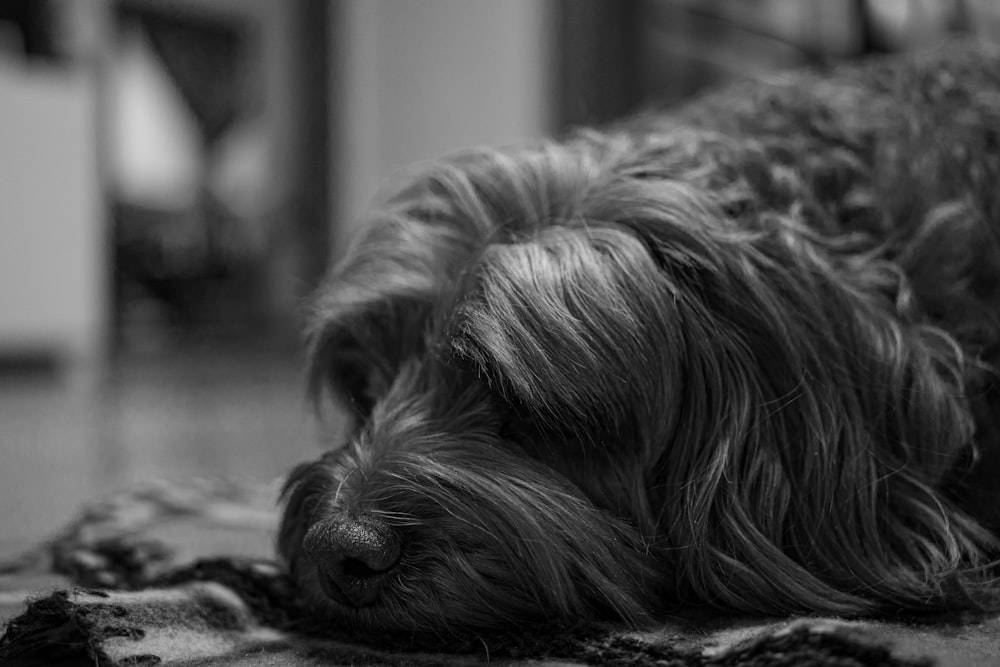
630,44,1000,528
632,42,1000,315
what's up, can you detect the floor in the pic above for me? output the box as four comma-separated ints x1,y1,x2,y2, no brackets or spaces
0,348,342,555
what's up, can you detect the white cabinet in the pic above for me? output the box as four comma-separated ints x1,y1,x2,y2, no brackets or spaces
0,61,106,367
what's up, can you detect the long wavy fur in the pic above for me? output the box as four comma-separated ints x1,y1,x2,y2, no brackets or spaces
280,44,1000,639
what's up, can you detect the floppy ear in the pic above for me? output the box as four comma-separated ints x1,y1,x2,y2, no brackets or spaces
611,185,999,615
451,224,682,435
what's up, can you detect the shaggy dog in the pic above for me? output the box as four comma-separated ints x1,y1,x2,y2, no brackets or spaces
279,43,1000,639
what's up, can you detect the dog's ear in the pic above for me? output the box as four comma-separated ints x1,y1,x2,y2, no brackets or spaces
612,184,998,615
449,222,684,442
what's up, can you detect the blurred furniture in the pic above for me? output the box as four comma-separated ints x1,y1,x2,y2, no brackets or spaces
108,0,332,352
0,58,106,369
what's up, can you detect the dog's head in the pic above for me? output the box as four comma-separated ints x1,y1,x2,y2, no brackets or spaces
279,130,997,639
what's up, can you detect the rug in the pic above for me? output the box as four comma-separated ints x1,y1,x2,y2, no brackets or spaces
1,478,998,666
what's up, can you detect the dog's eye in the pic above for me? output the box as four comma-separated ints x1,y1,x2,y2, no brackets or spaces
352,383,378,417
333,362,379,418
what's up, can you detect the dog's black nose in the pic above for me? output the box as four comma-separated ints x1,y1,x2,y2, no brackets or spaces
302,515,401,607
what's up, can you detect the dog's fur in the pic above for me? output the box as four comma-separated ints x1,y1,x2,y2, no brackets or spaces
279,43,1000,639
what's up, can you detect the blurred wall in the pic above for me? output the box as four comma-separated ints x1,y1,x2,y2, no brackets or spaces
330,0,554,255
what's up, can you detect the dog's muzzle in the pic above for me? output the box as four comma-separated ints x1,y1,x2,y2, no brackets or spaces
302,514,402,608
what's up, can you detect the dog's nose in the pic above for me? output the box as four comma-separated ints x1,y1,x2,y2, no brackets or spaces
302,515,401,607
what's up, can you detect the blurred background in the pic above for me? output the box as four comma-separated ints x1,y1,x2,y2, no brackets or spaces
1,0,997,552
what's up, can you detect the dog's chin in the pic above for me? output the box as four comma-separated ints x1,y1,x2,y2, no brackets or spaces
278,443,664,638
291,561,426,637
286,542,547,639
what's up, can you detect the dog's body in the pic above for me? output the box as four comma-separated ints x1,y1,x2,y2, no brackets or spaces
280,43,1000,638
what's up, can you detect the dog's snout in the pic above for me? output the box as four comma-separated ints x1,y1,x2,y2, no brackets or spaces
303,515,401,607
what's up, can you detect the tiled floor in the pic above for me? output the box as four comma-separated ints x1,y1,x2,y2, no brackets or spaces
0,348,341,554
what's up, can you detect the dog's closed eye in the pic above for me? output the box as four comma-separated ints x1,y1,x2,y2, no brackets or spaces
332,357,379,417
